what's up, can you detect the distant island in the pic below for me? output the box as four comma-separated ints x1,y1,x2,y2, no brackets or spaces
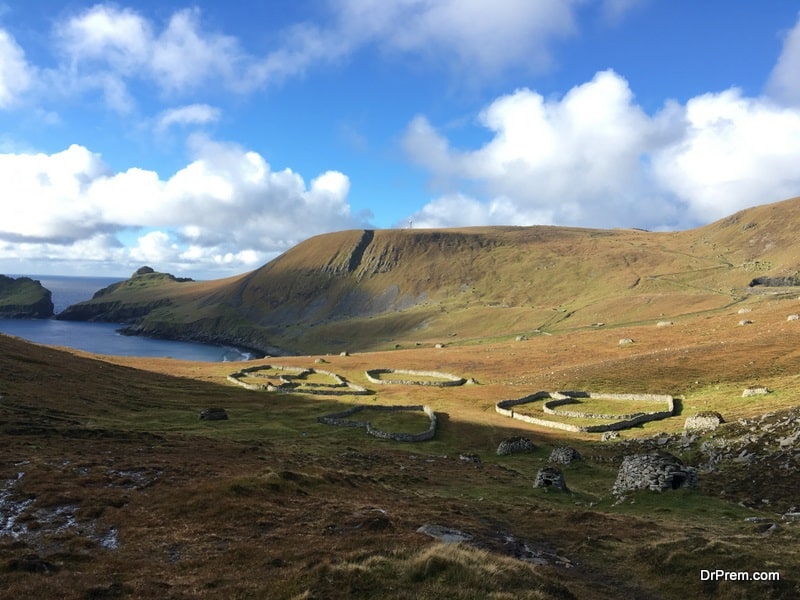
0,275,54,318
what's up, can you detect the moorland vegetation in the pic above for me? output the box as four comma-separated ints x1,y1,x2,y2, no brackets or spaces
3,196,800,598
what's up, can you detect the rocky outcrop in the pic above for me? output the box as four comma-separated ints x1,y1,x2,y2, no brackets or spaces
0,276,54,318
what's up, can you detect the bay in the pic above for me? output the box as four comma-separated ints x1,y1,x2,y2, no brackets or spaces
0,274,252,362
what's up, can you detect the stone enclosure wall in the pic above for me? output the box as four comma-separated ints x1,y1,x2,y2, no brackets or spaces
227,365,369,395
317,404,437,442
365,368,466,387
495,391,674,433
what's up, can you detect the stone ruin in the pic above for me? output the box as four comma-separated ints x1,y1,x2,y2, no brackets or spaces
533,466,568,491
496,436,536,456
548,446,582,465
199,407,228,421
227,364,369,395
495,391,674,433
612,452,697,497
364,368,466,387
317,404,437,442
742,386,770,397
684,411,724,432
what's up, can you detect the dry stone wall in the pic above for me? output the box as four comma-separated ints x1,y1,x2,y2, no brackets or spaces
365,368,466,386
496,391,674,433
227,365,369,395
317,404,437,442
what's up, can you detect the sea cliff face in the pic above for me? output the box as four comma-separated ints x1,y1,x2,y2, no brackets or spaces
0,275,54,318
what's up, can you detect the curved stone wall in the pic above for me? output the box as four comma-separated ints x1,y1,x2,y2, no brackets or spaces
365,368,466,387
495,391,674,433
317,404,437,442
227,365,369,395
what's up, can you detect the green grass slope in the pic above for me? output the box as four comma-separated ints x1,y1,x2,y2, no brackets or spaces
57,196,800,354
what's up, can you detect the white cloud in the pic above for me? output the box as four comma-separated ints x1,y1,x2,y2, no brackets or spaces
332,0,582,75
651,89,800,223
53,5,245,108
767,12,800,105
0,138,365,275
404,70,800,230
156,104,220,131
0,29,33,107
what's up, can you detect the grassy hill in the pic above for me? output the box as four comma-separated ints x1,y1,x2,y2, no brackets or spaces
56,196,800,355
5,196,800,597
3,284,800,597
0,275,53,318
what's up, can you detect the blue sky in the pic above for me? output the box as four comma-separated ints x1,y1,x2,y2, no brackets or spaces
1,1,799,279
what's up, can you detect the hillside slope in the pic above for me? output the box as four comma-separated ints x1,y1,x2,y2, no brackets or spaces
57,196,800,354
0,275,54,318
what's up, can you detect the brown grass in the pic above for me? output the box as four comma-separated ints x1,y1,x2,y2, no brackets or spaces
4,198,800,597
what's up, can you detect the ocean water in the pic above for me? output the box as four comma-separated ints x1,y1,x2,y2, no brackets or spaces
0,274,252,362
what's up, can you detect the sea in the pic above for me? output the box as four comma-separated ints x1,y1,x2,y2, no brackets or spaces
0,274,253,362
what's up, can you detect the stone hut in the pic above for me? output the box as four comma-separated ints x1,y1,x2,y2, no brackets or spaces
548,446,582,465
612,452,697,497
533,467,568,491
496,436,535,456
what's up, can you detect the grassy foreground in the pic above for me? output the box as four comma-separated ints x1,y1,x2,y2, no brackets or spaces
2,288,800,599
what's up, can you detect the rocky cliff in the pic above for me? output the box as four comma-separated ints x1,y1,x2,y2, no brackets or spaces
0,275,54,318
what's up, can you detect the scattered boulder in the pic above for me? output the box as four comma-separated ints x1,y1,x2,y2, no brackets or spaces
548,446,582,464
618,338,634,345
787,314,800,321
685,411,724,432
737,307,752,314
656,321,673,327
533,466,568,491
7,554,59,574
515,335,528,341
742,386,770,397
601,431,620,442
496,436,535,456
612,452,697,497
459,453,481,464
199,407,229,421
739,319,753,326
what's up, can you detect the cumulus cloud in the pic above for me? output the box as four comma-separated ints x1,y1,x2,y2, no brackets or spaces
53,5,245,108
767,13,800,105
50,0,607,103
0,29,33,107
0,138,365,275
403,70,800,230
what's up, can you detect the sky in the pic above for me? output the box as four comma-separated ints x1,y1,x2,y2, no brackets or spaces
1,1,800,280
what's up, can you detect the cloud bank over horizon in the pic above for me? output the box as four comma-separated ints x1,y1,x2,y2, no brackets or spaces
404,68,800,231
0,2,799,278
